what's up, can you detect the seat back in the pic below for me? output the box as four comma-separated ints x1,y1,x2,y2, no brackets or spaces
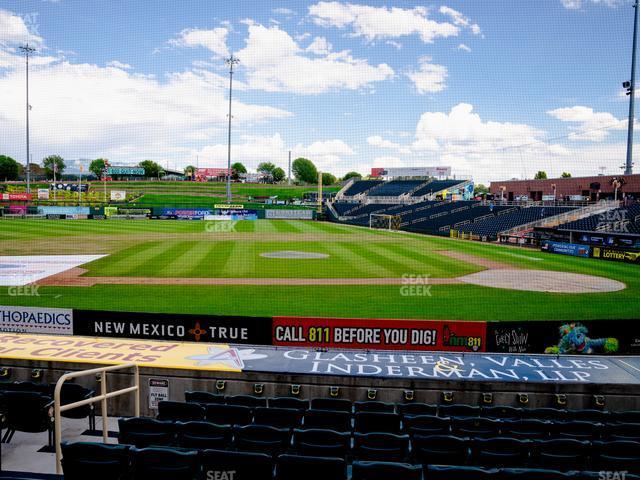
157,400,205,422
61,442,130,480
130,447,199,480
201,448,273,479
275,453,346,480
352,461,422,480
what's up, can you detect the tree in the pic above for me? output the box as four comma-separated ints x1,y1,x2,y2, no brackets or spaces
561,172,572,178
257,162,276,174
231,162,246,181
42,155,65,179
139,160,163,178
89,158,107,178
292,157,318,184
342,171,361,181
321,172,337,186
272,167,286,183
184,165,197,180
0,155,19,181
534,171,548,180
474,184,489,196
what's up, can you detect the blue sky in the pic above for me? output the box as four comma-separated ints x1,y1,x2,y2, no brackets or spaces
0,0,636,182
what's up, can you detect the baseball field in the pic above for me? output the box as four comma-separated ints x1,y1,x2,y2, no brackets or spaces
0,218,638,321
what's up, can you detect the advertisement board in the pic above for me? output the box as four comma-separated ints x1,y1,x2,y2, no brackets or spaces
73,310,273,345
0,306,73,335
272,317,486,352
265,209,314,220
1,193,32,201
110,190,126,201
106,166,145,176
37,189,50,200
370,167,452,178
214,204,244,209
161,208,211,219
205,209,258,221
541,240,591,258
39,206,91,216
591,246,640,264
50,183,88,193
487,319,640,355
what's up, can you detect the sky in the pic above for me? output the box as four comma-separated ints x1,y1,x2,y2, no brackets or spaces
0,0,637,183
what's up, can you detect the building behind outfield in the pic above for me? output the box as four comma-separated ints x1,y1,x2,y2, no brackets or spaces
490,173,640,201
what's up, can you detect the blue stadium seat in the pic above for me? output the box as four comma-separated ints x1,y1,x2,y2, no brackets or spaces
225,394,268,408
426,465,495,479
310,398,352,412
354,412,402,434
438,404,481,418
481,406,524,420
529,438,590,470
61,442,130,480
129,447,198,480
500,419,551,439
470,437,530,467
268,397,310,410
498,467,578,478
451,417,501,438
352,460,422,480
205,404,253,426
411,434,469,465
604,421,640,441
253,406,304,429
118,418,175,448
291,428,350,458
275,454,346,480
591,440,640,472
354,401,395,413
522,407,566,421
554,420,602,440
184,391,225,404
156,400,205,422
403,415,450,436
175,421,232,449
397,403,438,417
0,391,54,446
201,448,273,479
353,432,410,462
233,424,290,455
302,409,352,433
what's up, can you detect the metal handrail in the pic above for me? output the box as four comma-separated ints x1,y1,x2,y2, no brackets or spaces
53,363,140,474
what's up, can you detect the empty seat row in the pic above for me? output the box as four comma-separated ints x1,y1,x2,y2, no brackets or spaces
185,393,637,422
118,417,640,471
61,441,640,480
62,442,422,480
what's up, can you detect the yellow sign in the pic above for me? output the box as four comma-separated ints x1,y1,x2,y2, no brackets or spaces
214,204,244,209
0,333,243,372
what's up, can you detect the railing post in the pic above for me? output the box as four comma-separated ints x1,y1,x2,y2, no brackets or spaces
101,372,108,444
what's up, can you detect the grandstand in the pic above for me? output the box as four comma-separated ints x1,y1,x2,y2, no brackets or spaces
366,180,426,198
557,203,640,235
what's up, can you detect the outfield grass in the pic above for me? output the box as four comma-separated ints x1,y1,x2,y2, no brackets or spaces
0,218,638,320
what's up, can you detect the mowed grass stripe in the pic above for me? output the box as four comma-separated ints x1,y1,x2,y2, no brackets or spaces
324,242,397,277
232,221,256,233
186,240,235,277
84,241,164,276
221,241,256,277
128,242,196,277
339,242,403,277
158,241,211,277
271,220,303,233
383,243,476,278
364,242,446,277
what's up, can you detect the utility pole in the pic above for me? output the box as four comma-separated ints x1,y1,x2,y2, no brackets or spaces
624,0,639,175
225,54,240,203
288,150,292,185
19,44,35,194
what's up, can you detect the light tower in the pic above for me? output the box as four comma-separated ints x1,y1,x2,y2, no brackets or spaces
623,0,639,175
225,54,240,203
19,44,36,194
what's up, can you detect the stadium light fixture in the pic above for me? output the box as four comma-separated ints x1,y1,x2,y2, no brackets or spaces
624,0,639,175
225,54,240,203
19,44,36,195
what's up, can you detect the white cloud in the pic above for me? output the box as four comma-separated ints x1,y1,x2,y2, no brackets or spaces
195,134,355,174
106,60,132,70
236,23,393,94
306,36,332,55
308,2,459,43
0,60,291,165
169,27,229,57
406,57,447,94
367,135,412,154
547,105,627,141
272,8,297,16
0,9,42,45
561,0,625,9
439,6,482,35
458,43,471,52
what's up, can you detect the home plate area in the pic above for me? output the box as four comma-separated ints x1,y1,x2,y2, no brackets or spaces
0,255,106,286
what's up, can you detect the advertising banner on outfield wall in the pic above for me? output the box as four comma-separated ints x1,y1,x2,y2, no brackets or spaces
272,317,486,352
0,306,73,335
265,209,314,220
161,208,211,219
486,320,640,355
541,240,591,258
591,246,640,264
73,310,272,345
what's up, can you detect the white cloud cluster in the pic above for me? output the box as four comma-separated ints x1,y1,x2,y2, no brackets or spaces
406,57,447,94
0,9,42,45
196,133,355,174
306,36,332,55
308,2,459,43
439,6,482,36
561,0,625,9
547,106,627,141
169,27,229,58
235,23,394,94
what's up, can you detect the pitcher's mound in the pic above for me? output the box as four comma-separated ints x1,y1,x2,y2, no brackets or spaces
459,269,625,293
260,251,329,259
